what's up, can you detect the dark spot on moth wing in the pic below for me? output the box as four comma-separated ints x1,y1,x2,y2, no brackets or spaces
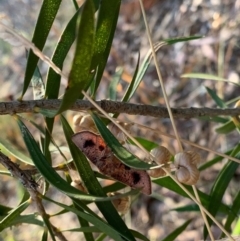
110,166,151,195
124,165,131,170
98,145,105,152
72,131,103,150
129,170,151,195
72,131,108,164
132,172,141,184
83,139,95,148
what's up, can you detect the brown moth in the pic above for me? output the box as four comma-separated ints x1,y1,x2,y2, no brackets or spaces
72,131,151,195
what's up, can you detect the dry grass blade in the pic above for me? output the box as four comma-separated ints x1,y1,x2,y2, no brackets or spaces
137,0,234,240
0,19,67,82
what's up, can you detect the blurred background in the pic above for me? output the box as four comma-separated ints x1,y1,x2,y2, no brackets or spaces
0,0,240,240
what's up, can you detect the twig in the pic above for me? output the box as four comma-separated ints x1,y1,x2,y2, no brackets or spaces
0,151,39,191
0,151,68,241
0,99,240,118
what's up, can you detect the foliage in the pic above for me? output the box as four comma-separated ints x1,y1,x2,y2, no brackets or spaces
0,0,240,241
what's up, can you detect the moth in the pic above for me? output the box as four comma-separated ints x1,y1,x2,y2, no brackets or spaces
72,131,151,195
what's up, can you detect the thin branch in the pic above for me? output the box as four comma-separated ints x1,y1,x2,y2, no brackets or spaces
0,152,68,241
0,99,240,118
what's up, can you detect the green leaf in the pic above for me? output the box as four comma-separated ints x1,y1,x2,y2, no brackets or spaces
121,53,140,102
61,115,104,194
198,116,229,123
164,35,203,45
9,214,44,227
0,138,33,165
42,214,56,241
36,108,57,118
43,195,129,241
0,199,30,231
222,191,240,236
199,149,233,171
204,145,240,239
60,115,136,241
61,115,138,198
130,230,150,241
124,52,150,101
91,0,121,94
31,65,45,100
215,120,236,134
0,170,10,176
43,6,83,164
171,204,200,212
16,116,134,202
92,0,101,10
128,137,159,151
161,220,192,241
57,0,95,114
71,0,79,10
102,182,126,194
21,0,62,99
20,189,31,204
62,226,100,233
91,112,154,169
153,177,231,215
45,7,81,99
108,67,123,100
205,86,227,108
232,218,240,235
65,173,94,241
0,204,12,216
41,229,48,241
181,73,240,87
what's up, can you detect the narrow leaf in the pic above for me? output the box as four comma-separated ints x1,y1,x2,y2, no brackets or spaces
0,204,12,215
205,86,227,108
42,215,56,241
44,6,83,164
121,53,140,102
45,7,81,99
171,204,200,212
164,35,203,45
181,73,240,87
0,199,30,231
91,113,154,169
62,226,100,233
130,230,150,241
65,168,94,241
31,65,45,100
16,116,132,201
57,0,95,114
91,0,121,94
153,177,231,215
204,146,240,239
161,220,192,241
108,67,123,100
128,137,158,151
60,115,136,241
232,218,240,235
125,52,150,101
43,195,127,241
199,149,232,171
223,191,240,235
215,120,236,134
21,0,62,98
41,229,48,241
9,214,44,227
0,138,33,165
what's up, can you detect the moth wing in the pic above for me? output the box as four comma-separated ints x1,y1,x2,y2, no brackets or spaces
72,131,152,195
99,157,152,195
72,131,107,163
